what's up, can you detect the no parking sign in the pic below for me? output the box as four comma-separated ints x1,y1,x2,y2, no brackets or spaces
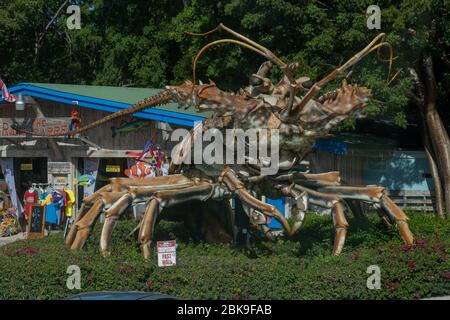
157,240,177,267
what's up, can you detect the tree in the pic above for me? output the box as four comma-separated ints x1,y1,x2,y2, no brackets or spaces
383,0,450,218
1,0,449,215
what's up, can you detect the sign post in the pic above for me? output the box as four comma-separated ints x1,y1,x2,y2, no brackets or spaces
156,240,177,267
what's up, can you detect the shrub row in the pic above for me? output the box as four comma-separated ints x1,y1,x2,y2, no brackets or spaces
0,212,449,299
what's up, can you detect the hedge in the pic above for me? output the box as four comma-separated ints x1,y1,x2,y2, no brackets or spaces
0,212,449,300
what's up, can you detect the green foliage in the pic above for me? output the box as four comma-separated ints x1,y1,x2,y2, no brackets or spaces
1,213,449,300
1,0,449,127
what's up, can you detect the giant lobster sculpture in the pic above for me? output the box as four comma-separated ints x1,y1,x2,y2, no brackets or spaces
25,24,415,258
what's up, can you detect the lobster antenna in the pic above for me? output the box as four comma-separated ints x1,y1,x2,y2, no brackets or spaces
186,23,287,69
186,23,297,110
387,69,401,86
285,33,395,121
187,24,290,86
191,39,270,88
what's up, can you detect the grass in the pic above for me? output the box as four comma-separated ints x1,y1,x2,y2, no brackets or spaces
0,212,449,300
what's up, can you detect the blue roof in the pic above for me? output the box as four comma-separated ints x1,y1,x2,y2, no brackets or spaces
1,83,207,127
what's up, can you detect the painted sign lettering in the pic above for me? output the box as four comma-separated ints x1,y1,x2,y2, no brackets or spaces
0,117,71,137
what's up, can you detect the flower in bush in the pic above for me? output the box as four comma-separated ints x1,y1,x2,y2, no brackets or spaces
443,272,450,281
415,239,427,248
145,279,153,289
15,248,37,256
413,292,422,300
117,265,135,273
387,282,401,293
402,244,413,252
121,236,130,244
406,260,416,273
86,273,95,285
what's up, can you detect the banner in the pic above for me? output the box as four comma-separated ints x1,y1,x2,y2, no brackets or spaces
82,158,99,198
0,78,17,103
0,158,23,217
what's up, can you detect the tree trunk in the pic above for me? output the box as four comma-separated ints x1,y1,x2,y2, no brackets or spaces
422,56,450,218
421,122,445,217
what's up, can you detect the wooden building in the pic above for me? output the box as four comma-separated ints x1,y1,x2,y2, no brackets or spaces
308,130,436,212
0,83,203,217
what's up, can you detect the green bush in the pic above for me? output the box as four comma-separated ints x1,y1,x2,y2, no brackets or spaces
0,212,449,300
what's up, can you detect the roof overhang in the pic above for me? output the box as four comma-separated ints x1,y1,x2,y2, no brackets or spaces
1,83,206,127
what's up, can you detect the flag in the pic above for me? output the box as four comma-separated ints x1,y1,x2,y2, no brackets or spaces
125,141,154,163
0,78,17,103
142,140,153,154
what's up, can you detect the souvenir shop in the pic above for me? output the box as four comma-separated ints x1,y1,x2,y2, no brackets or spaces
0,82,198,235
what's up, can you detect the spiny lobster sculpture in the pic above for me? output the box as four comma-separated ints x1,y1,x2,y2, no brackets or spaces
63,25,414,258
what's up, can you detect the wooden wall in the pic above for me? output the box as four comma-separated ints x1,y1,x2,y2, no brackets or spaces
307,149,436,211
0,99,186,152
307,150,364,185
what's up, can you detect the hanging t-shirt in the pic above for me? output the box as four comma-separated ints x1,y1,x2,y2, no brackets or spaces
39,191,49,205
36,188,43,200
58,190,67,223
45,192,64,225
65,189,76,218
23,190,39,219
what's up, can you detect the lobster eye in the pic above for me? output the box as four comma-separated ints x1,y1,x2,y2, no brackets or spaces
249,75,263,86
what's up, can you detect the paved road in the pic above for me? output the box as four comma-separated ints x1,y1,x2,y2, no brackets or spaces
422,296,450,300
0,230,61,247
0,232,26,247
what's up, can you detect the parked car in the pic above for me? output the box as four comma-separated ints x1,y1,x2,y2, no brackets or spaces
64,291,178,300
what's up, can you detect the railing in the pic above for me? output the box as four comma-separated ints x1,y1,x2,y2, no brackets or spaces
386,190,435,212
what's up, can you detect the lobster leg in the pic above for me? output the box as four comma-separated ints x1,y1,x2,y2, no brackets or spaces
380,195,414,245
99,193,134,256
68,175,197,253
220,169,295,236
138,182,219,259
293,184,349,255
332,201,349,256
316,185,414,245
70,192,130,251
66,183,112,246
100,179,198,256
69,199,105,250
139,197,159,259
279,184,308,236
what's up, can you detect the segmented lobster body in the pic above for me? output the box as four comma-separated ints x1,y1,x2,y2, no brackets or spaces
65,25,414,259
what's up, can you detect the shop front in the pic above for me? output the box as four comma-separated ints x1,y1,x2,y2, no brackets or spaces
0,82,200,236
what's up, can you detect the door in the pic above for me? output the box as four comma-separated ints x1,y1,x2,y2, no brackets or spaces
14,158,48,199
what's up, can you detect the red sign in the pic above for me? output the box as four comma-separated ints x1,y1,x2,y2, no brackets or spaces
0,117,71,137
157,240,176,267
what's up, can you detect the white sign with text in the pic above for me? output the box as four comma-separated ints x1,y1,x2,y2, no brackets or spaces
157,240,177,267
